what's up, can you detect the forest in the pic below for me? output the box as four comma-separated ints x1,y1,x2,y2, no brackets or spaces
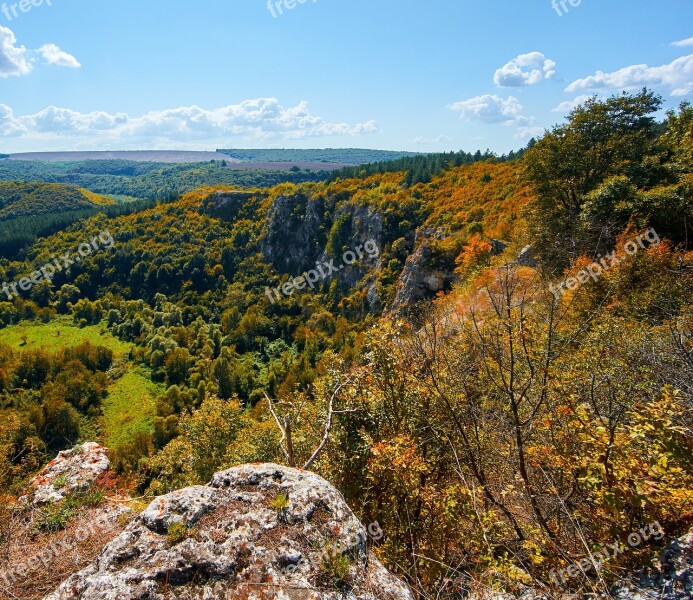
216,148,422,164
0,159,330,200
329,148,525,185
0,91,691,598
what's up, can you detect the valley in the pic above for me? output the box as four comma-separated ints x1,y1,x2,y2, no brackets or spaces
0,96,691,599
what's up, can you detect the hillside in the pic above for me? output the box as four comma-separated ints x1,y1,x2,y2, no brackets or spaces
6,151,239,163
0,182,113,221
0,159,331,200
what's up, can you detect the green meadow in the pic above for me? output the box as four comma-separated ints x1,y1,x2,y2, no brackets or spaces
0,319,161,450
0,318,132,356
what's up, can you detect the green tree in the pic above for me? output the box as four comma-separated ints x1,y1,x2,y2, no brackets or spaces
165,348,191,386
524,90,663,267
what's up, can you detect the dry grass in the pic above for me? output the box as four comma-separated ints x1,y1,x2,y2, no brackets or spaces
0,502,136,600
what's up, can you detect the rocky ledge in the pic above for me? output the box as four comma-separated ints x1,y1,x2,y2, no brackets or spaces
23,442,109,505
611,531,693,599
46,463,413,599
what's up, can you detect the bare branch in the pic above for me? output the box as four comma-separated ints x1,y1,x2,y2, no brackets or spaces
302,378,350,470
265,392,291,464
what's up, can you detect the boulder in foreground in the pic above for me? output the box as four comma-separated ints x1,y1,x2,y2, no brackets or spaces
46,463,413,599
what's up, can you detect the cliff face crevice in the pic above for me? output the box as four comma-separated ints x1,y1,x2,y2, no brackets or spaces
261,192,387,312
389,228,456,315
262,192,329,275
46,463,413,600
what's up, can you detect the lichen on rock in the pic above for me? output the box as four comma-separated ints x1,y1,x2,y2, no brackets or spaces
45,463,413,599
23,442,109,506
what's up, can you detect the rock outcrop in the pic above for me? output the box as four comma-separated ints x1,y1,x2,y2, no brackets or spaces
23,442,109,505
516,245,537,267
46,463,413,599
201,190,268,221
611,531,693,599
262,192,329,275
390,230,454,314
489,239,508,256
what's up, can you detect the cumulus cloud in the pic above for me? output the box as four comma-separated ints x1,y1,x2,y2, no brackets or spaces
551,95,593,113
29,106,129,133
0,104,27,135
448,94,528,125
494,52,556,87
0,26,31,77
0,99,379,146
0,26,80,77
672,37,693,47
37,44,81,68
565,55,693,96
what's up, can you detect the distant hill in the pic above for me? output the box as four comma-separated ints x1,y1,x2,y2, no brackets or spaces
0,181,113,221
216,148,423,164
0,181,152,258
7,151,239,163
0,159,331,200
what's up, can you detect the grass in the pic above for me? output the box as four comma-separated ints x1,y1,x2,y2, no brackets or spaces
167,521,190,545
0,318,162,451
101,365,163,450
270,493,290,512
321,543,352,584
0,317,132,357
34,489,105,533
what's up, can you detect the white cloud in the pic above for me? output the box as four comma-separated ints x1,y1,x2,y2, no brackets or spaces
494,52,556,87
448,94,529,125
551,95,593,113
565,55,693,97
0,99,379,147
413,135,453,145
0,104,27,135
37,44,81,68
672,37,693,47
0,26,31,77
0,26,81,77
29,106,129,133
514,126,544,141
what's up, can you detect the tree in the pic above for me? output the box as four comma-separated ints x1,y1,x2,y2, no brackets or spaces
147,395,247,488
13,350,51,389
42,396,80,451
524,90,663,268
165,348,191,385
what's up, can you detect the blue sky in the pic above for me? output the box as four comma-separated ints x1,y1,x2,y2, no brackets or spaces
1,0,691,153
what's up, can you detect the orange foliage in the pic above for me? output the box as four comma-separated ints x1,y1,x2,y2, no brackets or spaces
455,234,492,273
420,161,533,240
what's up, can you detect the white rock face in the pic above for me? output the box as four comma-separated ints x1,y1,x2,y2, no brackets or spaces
25,442,109,505
45,463,413,599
